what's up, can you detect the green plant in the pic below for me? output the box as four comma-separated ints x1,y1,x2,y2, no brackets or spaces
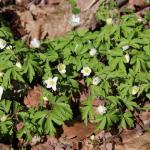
0,10,150,144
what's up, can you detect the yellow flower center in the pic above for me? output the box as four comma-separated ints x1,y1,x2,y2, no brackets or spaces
58,64,65,70
49,80,55,86
85,68,90,73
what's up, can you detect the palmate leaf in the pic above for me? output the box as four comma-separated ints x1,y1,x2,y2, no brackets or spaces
121,96,139,111
22,55,41,83
119,112,134,129
96,111,118,130
0,100,11,114
0,26,13,38
2,69,12,89
81,96,95,125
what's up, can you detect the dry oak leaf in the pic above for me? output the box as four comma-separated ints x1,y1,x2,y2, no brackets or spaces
10,0,99,42
116,132,150,150
0,144,11,150
62,122,95,140
24,85,42,107
128,0,148,9
77,0,98,12
16,122,24,131
31,144,54,150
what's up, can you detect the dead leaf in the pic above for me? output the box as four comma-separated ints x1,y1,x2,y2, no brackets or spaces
24,85,41,107
128,0,147,9
2,0,99,43
62,122,95,140
77,0,98,12
16,122,24,131
0,144,11,150
116,133,150,150
31,144,54,150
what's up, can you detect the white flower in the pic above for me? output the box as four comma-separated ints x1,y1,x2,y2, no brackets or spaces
31,135,41,145
0,115,7,122
44,77,58,91
122,45,129,51
137,17,142,22
89,48,97,56
81,67,92,77
43,96,48,101
90,135,95,141
106,18,113,25
92,77,100,85
0,86,3,100
69,15,80,27
0,72,4,77
6,45,13,50
132,86,139,95
97,105,107,115
58,63,66,74
125,54,130,63
0,38,7,49
16,62,22,69
30,38,40,48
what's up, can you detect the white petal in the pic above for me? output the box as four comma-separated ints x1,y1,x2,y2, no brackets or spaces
89,48,97,56
132,86,139,95
53,77,58,82
69,15,80,27
0,86,3,100
125,54,130,63
0,115,7,122
97,105,107,115
122,45,129,51
106,18,113,25
52,85,57,91
0,39,7,49
46,84,52,89
16,62,22,69
60,69,66,74
30,38,40,48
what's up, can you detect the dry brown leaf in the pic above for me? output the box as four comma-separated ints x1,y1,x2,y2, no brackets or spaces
31,144,54,150
2,0,99,43
16,122,24,131
62,122,95,140
77,0,98,12
128,0,147,9
0,144,11,150
116,133,150,150
24,85,41,107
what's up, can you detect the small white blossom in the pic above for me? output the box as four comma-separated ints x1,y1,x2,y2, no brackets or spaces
81,67,92,77
106,18,113,25
122,45,129,51
69,15,80,27
43,96,48,101
0,38,7,49
31,135,41,145
6,45,13,50
0,86,3,100
44,77,58,91
90,135,95,141
97,105,107,115
137,17,142,22
89,48,97,56
16,62,22,69
58,63,66,74
30,38,40,48
0,115,7,122
92,77,100,85
132,86,139,95
0,72,4,77
125,54,130,63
